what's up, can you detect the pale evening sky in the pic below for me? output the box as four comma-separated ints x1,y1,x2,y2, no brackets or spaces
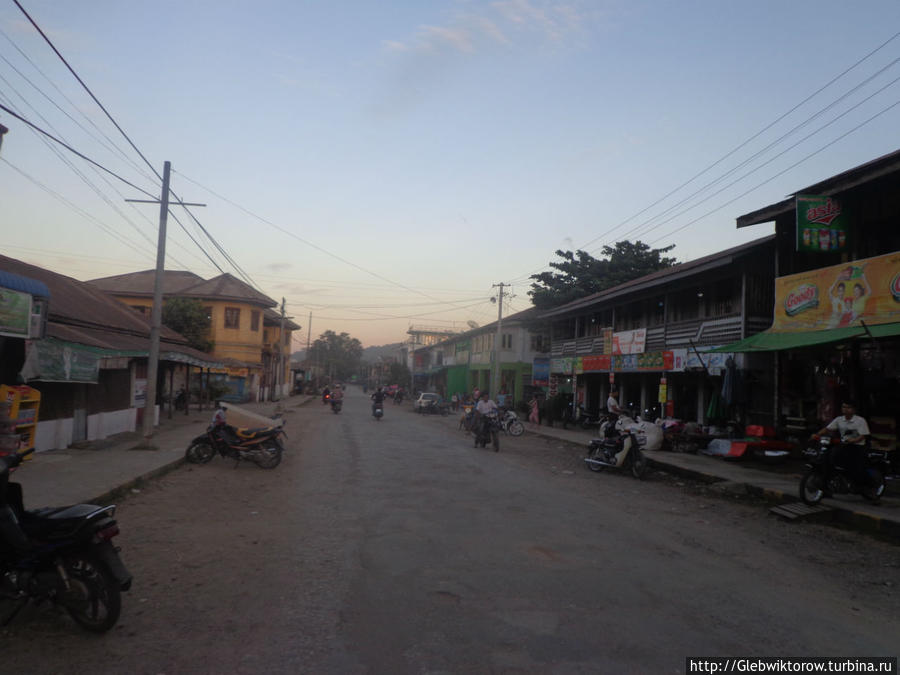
1,1,899,348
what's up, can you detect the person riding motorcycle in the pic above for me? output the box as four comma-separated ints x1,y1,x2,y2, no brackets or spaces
322,386,331,405
474,391,499,439
813,400,873,490
371,387,385,416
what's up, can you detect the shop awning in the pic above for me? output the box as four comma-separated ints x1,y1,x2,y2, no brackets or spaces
862,322,900,339
710,326,866,352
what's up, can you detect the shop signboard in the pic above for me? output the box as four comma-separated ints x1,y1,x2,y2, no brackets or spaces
773,250,900,331
796,195,849,253
574,356,584,375
548,375,558,397
0,287,32,339
612,328,646,355
550,357,573,374
582,355,611,372
25,339,100,383
532,357,550,385
602,328,613,354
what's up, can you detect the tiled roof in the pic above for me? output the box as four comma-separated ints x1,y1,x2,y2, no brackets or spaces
87,269,205,296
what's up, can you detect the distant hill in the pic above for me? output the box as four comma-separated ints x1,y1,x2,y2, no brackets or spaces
362,343,404,363
291,343,404,364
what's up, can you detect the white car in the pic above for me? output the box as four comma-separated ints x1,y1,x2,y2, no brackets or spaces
414,392,442,413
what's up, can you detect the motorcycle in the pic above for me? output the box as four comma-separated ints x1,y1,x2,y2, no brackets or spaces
473,412,502,452
799,435,888,505
331,398,343,414
373,401,384,421
185,410,286,469
562,404,605,430
583,427,648,479
498,409,524,436
421,400,449,416
1,449,132,632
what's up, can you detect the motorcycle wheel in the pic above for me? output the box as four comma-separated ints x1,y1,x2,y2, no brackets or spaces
862,470,886,503
508,420,524,437
799,469,825,505
586,446,605,472
630,449,647,479
185,441,215,464
491,431,500,452
254,440,283,469
61,554,121,633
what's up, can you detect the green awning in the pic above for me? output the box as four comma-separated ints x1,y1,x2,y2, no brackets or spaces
710,326,866,352
862,322,900,339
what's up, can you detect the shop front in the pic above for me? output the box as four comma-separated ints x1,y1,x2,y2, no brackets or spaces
715,250,900,451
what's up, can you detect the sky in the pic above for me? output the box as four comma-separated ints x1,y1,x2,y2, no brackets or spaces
2,1,900,349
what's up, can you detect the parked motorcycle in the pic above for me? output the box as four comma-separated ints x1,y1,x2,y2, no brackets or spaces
583,427,648,479
185,410,286,469
799,435,888,505
498,409,524,436
421,399,449,416
473,412,501,452
562,404,605,430
1,449,132,632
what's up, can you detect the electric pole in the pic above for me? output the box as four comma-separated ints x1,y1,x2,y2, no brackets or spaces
125,161,204,444
491,282,510,400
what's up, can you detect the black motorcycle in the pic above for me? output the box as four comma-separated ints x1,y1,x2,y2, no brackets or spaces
185,419,286,469
583,427,647,479
473,412,501,452
799,435,888,505
1,450,132,632
562,404,605,430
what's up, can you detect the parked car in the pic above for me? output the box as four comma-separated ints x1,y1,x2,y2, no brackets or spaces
414,392,442,413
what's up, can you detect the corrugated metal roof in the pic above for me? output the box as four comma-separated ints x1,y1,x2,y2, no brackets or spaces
538,235,775,318
87,269,205,296
180,273,276,307
0,255,220,367
736,147,900,228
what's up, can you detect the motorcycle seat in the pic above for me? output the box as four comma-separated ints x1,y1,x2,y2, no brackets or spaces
234,426,279,439
21,504,114,540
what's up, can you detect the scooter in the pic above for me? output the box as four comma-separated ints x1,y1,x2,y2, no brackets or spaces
331,398,343,414
373,401,384,421
1,449,132,632
583,427,648,479
799,435,888,505
473,412,502,452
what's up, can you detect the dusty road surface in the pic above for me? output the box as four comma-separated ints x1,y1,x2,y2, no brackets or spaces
4,386,899,673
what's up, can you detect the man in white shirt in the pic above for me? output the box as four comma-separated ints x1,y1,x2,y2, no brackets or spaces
815,401,872,488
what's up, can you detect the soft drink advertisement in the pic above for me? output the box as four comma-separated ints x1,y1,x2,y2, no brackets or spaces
796,195,849,253
772,250,900,331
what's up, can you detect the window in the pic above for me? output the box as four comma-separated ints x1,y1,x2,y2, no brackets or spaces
501,334,513,349
530,334,548,352
224,307,240,329
203,306,213,322
251,310,260,331
130,305,148,315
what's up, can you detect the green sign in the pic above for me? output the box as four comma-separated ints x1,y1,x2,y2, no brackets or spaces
0,287,32,338
31,340,100,383
796,195,849,253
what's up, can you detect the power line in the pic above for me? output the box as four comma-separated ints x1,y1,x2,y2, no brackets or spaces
506,29,900,286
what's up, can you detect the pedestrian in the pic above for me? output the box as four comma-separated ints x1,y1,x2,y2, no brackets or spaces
528,395,540,426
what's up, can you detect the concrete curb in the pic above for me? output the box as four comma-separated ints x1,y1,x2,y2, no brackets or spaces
91,457,187,507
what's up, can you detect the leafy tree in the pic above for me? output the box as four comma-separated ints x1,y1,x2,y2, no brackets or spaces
162,298,214,352
528,240,677,309
308,330,363,382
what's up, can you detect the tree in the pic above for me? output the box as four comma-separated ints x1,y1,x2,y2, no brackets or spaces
388,361,410,386
162,298,214,352
528,240,677,309
307,330,363,382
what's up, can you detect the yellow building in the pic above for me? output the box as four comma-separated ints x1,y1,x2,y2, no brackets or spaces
88,270,299,401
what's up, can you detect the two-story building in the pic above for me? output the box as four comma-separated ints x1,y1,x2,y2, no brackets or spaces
88,270,299,401
540,236,776,426
720,148,900,450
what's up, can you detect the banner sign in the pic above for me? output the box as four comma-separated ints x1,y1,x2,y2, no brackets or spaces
27,339,100,383
582,355,611,372
773,250,900,331
0,287,32,339
602,328,613,354
580,351,674,373
796,195,849,253
532,358,550,386
612,328,646,355
550,357,573,374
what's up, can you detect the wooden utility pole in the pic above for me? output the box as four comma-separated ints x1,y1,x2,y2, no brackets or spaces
126,161,204,444
491,283,507,400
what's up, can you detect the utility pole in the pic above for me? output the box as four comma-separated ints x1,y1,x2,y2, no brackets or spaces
306,311,312,390
126,161,204,444
491,282,508,400
276,297,286,401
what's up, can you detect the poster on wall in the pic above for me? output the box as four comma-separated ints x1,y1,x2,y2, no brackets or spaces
612,328,646,355
532,358,550,386
773,249,900,331
0,287,32,338
796,195,849,253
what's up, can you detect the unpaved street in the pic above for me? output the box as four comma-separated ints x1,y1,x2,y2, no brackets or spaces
4,387,899,673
